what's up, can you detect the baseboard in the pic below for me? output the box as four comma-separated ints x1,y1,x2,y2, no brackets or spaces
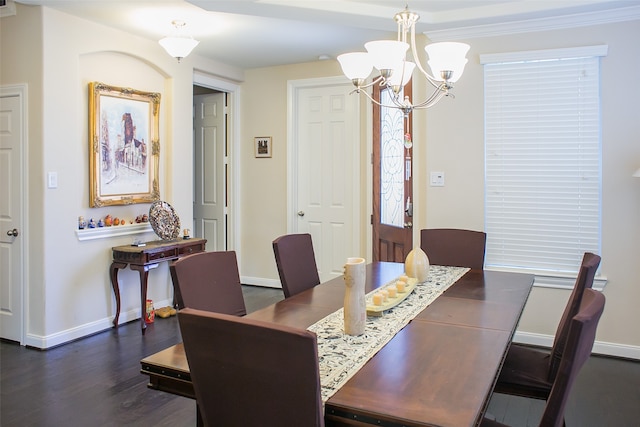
23,298,174,349
514,331,640,360
241,275,282,289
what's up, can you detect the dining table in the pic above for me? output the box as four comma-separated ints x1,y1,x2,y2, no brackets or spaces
140,262,534,427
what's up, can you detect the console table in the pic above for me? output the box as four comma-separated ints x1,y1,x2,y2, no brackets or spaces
110,238,207,333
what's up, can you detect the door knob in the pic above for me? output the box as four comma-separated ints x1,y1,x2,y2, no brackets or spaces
297,211,305,217
403,222,413,229
6,228,19,237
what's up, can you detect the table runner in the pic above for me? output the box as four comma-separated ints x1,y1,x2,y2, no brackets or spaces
308,265,469,402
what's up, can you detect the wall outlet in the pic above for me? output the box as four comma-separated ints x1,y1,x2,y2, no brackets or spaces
430,171,445,187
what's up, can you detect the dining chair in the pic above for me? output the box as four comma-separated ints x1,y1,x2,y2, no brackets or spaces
169,250,247,317
482,288,606,427
272,233,321,298
419,228,487,269
178,307,324,427
494,252,601,399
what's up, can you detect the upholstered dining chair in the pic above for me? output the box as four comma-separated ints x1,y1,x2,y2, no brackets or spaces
494,252,601,399
482,288,606,427
419,228,487,269
178,307,324,427
272,233,321,298
169,251,246,317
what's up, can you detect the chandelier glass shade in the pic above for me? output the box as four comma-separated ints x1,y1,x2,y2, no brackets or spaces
337,7,470,116
159,20,200,62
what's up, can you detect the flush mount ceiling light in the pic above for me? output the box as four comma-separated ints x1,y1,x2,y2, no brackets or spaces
337,6,470,117
159,20,199,62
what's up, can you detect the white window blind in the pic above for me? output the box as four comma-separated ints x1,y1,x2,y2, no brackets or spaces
483,47,604,275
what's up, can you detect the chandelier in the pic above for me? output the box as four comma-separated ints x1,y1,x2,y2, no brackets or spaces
159,20,200,62
337,7,470,117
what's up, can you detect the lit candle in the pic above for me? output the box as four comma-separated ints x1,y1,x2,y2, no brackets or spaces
387,286,397,298
372,293,383,306
400,274,409,282
380,290,389,301
396,280,406,293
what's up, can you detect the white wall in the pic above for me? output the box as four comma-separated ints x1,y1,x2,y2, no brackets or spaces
423,20,640,357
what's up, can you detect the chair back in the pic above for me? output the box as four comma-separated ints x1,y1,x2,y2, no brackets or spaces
272,233,321,298
548,252,600,381
179,308,324,427
420,228,487,269
169,251,246,316
539,288,605,427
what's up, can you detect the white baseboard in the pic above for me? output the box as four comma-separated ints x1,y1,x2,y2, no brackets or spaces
24,298,174,349
241,275,282,289
514,331,640,360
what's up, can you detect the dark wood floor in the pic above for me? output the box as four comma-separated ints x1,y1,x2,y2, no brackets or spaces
1,285,639,427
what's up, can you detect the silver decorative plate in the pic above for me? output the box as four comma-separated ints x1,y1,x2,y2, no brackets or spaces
149,201,180,240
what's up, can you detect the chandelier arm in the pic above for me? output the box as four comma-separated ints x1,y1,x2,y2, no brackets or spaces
412,86,448,109
358,88,413,113
409,22,443,90
353,75,385,92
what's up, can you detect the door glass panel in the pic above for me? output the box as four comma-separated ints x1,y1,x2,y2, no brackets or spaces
380,88,405,227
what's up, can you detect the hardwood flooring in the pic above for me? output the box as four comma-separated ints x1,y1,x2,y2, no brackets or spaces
1,285,639,427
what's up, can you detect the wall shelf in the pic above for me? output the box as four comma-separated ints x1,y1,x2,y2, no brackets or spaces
76,223,153,241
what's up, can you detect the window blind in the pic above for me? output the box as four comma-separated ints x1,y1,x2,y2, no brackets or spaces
483,49,603,275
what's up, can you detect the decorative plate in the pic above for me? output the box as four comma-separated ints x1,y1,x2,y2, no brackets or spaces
148,201,180,240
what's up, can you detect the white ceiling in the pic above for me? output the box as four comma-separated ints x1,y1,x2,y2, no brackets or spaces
14,0,640,68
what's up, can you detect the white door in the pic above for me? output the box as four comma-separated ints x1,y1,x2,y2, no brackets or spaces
291,78,361,281
193,92,226,252
0,86,25,343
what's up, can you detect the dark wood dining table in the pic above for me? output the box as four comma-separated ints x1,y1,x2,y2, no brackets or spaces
141,262,534,427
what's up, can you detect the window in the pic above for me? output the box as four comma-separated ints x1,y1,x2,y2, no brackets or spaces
481,46,607,284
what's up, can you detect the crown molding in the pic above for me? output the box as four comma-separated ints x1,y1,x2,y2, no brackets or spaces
425,5,640,41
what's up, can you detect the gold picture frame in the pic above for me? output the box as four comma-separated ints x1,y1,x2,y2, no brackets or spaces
88,82,161,207
254,136,272,158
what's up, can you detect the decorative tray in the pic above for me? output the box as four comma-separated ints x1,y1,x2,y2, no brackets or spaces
148,201,181,240
366,276,418,316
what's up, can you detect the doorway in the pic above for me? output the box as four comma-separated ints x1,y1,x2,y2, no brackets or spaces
193,88,226,251
192,71,240,254
288,77,361,281
372,82,414,262
0,84,26,344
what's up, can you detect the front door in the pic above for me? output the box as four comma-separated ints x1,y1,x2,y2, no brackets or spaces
292,77,360,281
372,83,413,262
193,92,226,251
0,86,25,343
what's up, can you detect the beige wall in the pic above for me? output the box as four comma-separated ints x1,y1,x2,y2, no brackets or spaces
3,3,639,356
0,4,240,347
424,21,640,355
0,4,46,337
238,61,371,284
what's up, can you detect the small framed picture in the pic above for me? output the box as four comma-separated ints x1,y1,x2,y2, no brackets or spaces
254,136,272,158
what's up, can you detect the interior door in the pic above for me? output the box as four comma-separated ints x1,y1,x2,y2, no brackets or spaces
0,87,25,343
193,92,226,251
372,82,413,262
293,79,360,281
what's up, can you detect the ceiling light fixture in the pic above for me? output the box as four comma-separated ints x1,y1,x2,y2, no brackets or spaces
337,6,470,117
159,20,199,62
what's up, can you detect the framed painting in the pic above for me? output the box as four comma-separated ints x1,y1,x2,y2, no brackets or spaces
254,136,272,158
88,82,161,207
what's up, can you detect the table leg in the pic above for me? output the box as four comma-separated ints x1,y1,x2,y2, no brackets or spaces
131,263,159,334
109,261,128,327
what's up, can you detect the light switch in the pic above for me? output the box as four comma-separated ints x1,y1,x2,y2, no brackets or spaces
48,172,58,189
430,171,445,187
